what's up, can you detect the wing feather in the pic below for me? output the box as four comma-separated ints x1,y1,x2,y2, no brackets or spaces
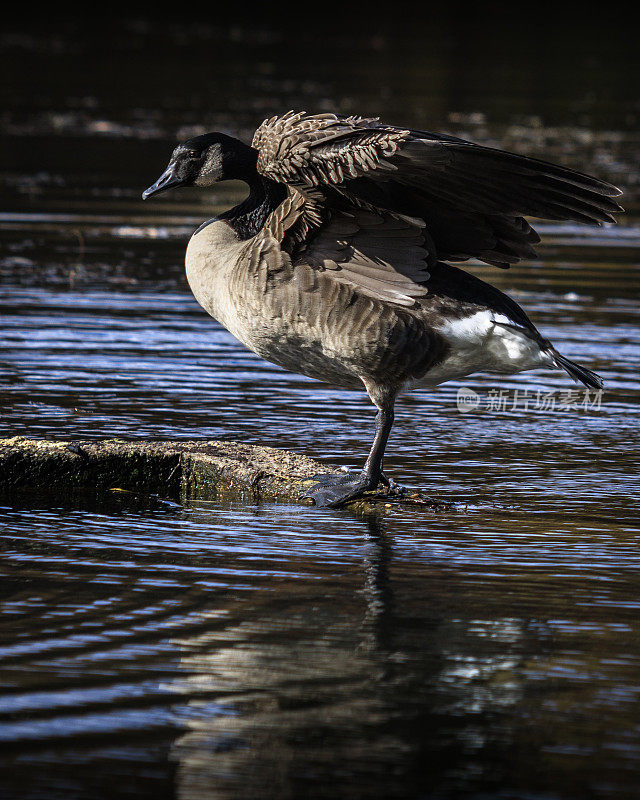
298,209,431,307
252,111,622,268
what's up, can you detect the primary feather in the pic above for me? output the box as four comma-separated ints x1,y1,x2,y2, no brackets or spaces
252,110,622,277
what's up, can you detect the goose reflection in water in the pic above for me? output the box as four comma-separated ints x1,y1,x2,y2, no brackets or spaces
167,513,526,800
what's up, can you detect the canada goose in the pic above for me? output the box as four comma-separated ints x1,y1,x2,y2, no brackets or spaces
143,111,622,507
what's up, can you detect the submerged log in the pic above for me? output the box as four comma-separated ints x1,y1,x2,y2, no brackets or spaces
0,437,452,511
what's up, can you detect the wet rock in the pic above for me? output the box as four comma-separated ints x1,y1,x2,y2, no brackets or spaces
0,436,452,511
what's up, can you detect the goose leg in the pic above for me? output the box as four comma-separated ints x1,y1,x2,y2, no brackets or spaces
302,401,395,508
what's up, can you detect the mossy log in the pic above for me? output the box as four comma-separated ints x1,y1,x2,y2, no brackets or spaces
0,437,452,511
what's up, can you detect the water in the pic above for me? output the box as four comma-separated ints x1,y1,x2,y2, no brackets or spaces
1,14,640,800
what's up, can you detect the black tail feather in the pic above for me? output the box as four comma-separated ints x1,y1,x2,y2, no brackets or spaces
552,351,603,389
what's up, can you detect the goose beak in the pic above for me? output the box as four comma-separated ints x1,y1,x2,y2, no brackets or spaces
142,164,183,199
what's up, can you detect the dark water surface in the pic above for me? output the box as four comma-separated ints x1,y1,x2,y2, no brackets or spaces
1,14,640,800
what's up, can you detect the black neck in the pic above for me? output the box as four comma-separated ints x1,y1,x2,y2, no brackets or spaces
218,173,287,240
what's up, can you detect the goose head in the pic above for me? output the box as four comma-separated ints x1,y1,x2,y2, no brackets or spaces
142,132,258,199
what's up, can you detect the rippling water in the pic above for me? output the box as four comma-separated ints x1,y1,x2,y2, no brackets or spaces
1,13,640,800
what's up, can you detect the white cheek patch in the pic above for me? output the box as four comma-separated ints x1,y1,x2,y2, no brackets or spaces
194,147,224,187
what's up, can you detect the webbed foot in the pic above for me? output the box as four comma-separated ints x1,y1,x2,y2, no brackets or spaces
378,472,404,496
301,470,379,508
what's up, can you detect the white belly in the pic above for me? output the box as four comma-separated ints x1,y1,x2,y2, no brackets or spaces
416,310,553,388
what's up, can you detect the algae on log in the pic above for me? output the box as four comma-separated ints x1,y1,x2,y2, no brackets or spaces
0,437,333,503
0,437,451,510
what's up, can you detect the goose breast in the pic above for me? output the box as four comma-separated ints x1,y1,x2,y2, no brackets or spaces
185,220,443,390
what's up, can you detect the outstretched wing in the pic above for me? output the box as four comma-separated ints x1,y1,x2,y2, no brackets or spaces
252,111,623,269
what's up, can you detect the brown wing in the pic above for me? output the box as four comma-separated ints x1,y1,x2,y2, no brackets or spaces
252,111,623,268
245,188,432,308
252,111,408,185
240,188,305,292
299,208,431,307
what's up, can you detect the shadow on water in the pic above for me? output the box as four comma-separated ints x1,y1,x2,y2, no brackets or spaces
1,9,640,800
